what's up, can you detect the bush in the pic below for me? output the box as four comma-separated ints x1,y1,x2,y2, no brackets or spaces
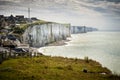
44,66,48,69
84,56,89,63
74,58,78,62
56,66,63,70
13,27,24,34
0,67,14,72
66,65,73,70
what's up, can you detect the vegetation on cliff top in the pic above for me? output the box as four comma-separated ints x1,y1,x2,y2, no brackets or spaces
13,20,50,34
0,55,120,80
13,20,70,34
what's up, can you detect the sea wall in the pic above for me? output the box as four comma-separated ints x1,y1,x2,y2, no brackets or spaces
22,23,71,47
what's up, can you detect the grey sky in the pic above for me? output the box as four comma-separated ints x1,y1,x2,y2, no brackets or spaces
0,0,120,30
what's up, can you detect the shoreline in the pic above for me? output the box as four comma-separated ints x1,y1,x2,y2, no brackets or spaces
1,35,120,75
46,39,70,46
37,38,120,75
1,39,120,80
29,39,71,54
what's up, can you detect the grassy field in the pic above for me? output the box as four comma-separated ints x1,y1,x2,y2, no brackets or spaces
0,55,120,80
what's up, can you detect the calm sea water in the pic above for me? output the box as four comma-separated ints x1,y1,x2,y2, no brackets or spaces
38,31,120,74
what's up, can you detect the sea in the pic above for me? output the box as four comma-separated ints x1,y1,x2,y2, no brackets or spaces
38,31,120,74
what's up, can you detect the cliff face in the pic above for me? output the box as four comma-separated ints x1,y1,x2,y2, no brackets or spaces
22,23,71,47
71,26,98,34
71,26,86,34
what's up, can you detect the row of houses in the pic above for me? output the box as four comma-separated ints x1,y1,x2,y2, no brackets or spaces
0,15,38,29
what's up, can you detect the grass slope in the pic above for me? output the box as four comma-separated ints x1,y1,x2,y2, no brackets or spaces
0,56,120,80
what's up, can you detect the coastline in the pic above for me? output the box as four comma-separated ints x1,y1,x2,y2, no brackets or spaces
46,39,70,46
1,32,120,79
38,32,120,75
1,38,120,79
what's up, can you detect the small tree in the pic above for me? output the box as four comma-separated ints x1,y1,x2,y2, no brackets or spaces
84,56,89,63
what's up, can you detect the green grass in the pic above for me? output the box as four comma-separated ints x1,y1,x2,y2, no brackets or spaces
19,20,56,30
0,56,120,80
13,20,70,34
13,20,51,34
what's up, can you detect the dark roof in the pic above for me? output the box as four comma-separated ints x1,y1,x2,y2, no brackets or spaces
7,34,16,40
0,15,4,18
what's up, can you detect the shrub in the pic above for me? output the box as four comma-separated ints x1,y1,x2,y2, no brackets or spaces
13,27,24,34
0,67,14,72
56,66,63,70
82,68,88,73
66,65,73,70
84,56,89,63
44,66,48,69
74,58,78,62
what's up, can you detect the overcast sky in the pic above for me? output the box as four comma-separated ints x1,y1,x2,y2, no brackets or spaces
0,0,120,30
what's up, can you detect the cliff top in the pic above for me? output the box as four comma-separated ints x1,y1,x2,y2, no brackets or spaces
13,20,70,34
